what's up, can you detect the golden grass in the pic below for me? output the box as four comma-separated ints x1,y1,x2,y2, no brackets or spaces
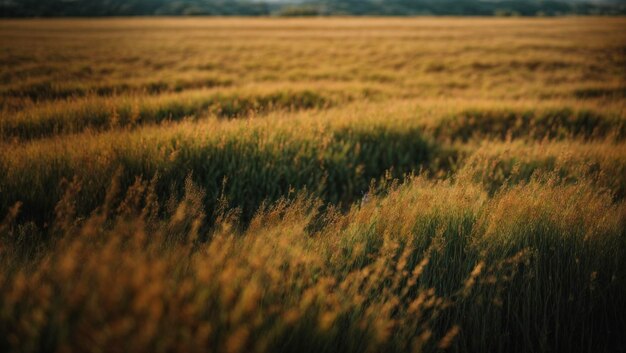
0,17,625,353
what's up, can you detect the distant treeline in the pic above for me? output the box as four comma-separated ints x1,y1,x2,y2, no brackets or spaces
1,0,626,17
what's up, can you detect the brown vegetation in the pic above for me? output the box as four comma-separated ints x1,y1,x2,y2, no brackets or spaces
1,17,625,353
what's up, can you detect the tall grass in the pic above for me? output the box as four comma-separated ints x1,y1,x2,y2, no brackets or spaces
432,107,626,142
458,140,626,199
1,176,623,352
0,108,455,226
1,17,625,353
0,84,374,141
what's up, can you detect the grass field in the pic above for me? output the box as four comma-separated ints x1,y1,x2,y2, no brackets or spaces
1,17,625,353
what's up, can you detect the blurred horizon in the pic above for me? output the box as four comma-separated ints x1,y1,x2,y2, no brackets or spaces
2,0,626,17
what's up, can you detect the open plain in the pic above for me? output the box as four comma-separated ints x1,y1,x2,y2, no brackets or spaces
0,17,625,352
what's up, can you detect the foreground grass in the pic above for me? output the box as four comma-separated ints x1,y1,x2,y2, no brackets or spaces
1,176,624,353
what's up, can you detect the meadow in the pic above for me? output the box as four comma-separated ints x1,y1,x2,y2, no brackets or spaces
0,17,625,352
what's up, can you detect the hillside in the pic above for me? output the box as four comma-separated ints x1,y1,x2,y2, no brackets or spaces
2,0,626,16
